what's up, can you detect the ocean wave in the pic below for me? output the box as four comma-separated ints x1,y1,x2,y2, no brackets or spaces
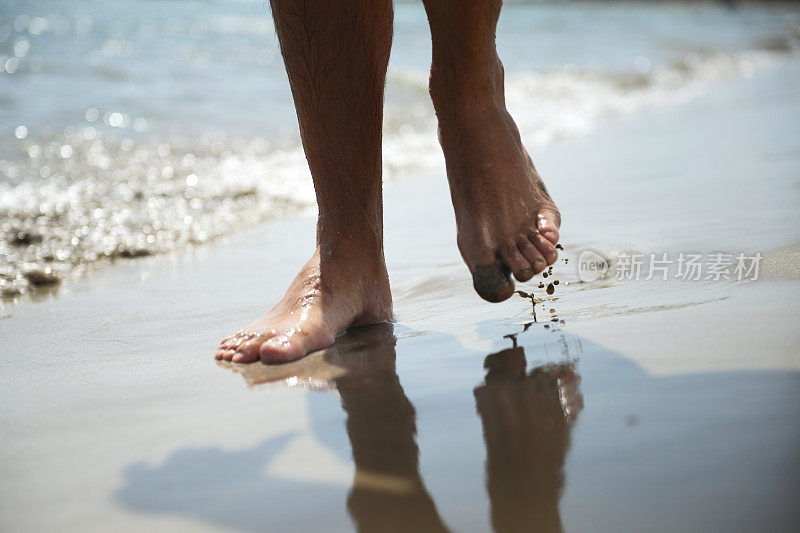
384,39,795,153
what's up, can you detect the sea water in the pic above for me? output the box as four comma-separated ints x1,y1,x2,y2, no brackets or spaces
1,0,798,297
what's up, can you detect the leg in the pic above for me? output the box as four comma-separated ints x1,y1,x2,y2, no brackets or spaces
332,328,450,532
216,0,394,363
423,0,561,302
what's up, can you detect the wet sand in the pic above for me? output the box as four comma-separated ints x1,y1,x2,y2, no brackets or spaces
2,57,800,533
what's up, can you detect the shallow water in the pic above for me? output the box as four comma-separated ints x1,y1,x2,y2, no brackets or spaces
2,0,799,297
116,321,799,533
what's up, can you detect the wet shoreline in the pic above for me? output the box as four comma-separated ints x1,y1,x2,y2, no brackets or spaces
2,5,800,532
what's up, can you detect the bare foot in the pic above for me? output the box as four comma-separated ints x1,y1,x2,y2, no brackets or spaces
431,60,561,302
215,244,392,363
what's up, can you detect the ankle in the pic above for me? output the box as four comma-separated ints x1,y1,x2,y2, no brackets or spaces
429,54,505,120
317,207,383,244
313,236,391,314
316,221,385,266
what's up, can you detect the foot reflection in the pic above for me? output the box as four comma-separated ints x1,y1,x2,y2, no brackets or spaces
224,324,582,533
225,323,450,532
475,343,583,533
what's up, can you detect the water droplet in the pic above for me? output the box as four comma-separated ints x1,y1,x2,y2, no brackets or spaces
108,112,124,127
13,38,30,58
4,57,20,74
28,17,48,36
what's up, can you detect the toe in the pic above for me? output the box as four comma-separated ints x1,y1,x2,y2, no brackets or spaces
259,330,335,364
220,349,236,362
472,257,515,303
221,337,239,351
531,231,558,265
500,244,533,282
537,211,560,245
232,338,263,363
259,335,303,363
520,238,547,274
216,338,229,352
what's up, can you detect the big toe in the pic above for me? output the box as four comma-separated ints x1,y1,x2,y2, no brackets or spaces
259,330,335,364
259,336,302,363
472,257,515,303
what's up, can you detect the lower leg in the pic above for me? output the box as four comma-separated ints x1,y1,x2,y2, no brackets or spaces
216,0,394,363
336,334,449,532
423,0,561,302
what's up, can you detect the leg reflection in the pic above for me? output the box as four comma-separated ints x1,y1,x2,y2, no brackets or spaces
330,326,451,533
218,324,450,531
474,345,583,533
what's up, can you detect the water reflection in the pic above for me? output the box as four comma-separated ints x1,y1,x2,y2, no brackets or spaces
336,327,450,533
476,339,582,533
231,324,449,532
230,323,582,532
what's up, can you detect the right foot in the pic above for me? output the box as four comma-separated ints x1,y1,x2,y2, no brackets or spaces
431,58,561,302
215,244,392,364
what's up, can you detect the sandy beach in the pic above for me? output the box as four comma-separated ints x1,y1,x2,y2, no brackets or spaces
2,28,799,530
